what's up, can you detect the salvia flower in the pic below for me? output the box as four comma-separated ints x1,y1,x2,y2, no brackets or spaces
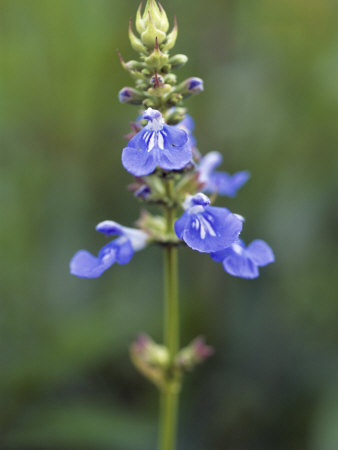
70,221,148,278
211,238,275,279
174,193,243,253
198,151,250,197
122,108,192,177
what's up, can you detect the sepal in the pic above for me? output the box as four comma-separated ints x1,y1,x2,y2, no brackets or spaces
145,38,169,70
161,16,178,52
129,19,148,54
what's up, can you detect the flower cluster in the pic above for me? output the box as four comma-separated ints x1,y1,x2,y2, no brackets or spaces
70,0,274,280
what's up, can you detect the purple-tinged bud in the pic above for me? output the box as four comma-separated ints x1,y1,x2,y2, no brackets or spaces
175,336,214,371
130,334,169,387
118,87,144,105
185,77,204,94
192,337,214,361
135,185,152,199
175,77,204,100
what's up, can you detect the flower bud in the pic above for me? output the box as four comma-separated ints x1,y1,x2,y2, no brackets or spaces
136,1,169,34
130,334,169,387
125,60,145,71
148,83,172,97
118,87,144,105
143,97,159,108
141,12,167,48
167,92,183,106
169,54,188,70
164,107,186,124
176,77,204,99
175,337,214,372
164,73,177,85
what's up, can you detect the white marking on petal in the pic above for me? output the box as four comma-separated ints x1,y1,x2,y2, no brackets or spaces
232,243,244,255
200,222,206,239
158,132,164,149
148,133,155,152
199,215,217,238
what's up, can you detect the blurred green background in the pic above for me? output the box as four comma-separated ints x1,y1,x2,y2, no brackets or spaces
1,0,338,449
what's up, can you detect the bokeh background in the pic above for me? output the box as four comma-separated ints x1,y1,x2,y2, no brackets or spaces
1,0,338,449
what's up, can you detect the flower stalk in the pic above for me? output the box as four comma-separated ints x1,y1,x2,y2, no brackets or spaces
69,1,275,449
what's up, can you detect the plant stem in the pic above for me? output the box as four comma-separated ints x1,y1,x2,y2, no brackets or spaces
158,181,180,450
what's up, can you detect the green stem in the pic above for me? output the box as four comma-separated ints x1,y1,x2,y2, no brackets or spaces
158,181,180,450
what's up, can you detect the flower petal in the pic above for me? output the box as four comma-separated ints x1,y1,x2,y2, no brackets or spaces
223,250,259,279
70,247,116,278
162,124,189,147
96,220,124,236
198,152,223,183
122,145,157,176
246,239,275,266
206,170,250,197
113,237,134,264
210,247,233,263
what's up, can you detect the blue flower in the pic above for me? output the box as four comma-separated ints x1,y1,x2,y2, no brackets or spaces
70,221,148,278
211,238,274,279
198,151,250,197
176,114,197,148
122,108,192,177
174,193,243,253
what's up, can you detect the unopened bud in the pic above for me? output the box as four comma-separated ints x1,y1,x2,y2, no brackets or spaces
118,87,144,105
125,60,145,71
141,12,167,48
176,337,214,372
169,54,188,70
168,92,183,106
143,97,158,108
135,185,152,199
176,77,204,99
130,334,169,387
148,83,172,97
164,73,177,85
137,0,169,34
165,107,186,124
